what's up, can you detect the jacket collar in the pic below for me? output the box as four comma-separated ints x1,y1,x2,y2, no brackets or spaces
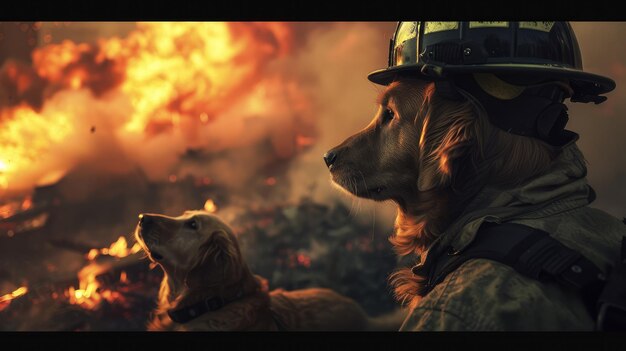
414,132,594,268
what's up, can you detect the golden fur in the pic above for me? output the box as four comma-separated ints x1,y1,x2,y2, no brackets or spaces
328,79,556,308
135,210,403,331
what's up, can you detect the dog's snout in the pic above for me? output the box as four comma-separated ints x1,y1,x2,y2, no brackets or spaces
323,150,338,168
138,214,153,231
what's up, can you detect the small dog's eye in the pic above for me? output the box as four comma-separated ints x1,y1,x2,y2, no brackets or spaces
186,220,198,230
382,108,395,124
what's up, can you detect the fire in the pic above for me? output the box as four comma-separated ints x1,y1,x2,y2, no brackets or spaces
0,22,300,194
204,199,217,213
0,105,73,190
120,271,128,284
69,247,136,309
21,196,33,211
86,236,142,261
0,286,28,303
66,263,105,310
0,286,28,312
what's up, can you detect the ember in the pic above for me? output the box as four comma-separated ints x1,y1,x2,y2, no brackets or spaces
0,287,28,303
204,199,217,213
0,286,28,312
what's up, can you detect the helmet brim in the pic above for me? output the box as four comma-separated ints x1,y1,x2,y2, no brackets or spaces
368,63,616,97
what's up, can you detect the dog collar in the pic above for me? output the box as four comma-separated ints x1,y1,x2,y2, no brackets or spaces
167,290,244,324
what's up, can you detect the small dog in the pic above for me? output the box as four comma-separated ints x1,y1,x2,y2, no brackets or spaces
135,210,403,331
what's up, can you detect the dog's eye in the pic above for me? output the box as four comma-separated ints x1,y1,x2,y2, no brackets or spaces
185,220,198,230
382,108,395,124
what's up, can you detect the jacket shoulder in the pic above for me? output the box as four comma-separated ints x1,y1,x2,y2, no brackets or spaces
402,258,595,331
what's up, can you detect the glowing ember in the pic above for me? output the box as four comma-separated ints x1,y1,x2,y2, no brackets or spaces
120,271,128,284
265,177,277,186
296,253,312,268
296,135,315,148
87,249,99,260
0,286,28,303
204,199,217,213
86,236,142,261
168,174,177,183
0,286,28,312
21,196,33,210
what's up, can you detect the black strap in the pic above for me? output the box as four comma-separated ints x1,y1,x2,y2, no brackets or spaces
418,222,606,316
168,291,244,324
596,237,626,331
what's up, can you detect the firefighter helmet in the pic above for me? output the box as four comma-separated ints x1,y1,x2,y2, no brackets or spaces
368,21,615,104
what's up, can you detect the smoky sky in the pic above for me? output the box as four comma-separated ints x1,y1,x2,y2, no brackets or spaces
3,22,625,225
291,22,626,224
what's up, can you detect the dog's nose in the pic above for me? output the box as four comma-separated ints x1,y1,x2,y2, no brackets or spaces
323,150,337,168
138,214,152,230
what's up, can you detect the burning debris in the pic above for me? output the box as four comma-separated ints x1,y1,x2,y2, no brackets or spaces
0,286,28,312
85,236,141,261
0,194,399,330
0,22,401,331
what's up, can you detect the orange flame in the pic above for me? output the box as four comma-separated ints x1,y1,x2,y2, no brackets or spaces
86,236,141,261
120,271,128,284
66,263,106,310
0,22,297,193
0,286,28,303
0,286,28,312
204,199,217,213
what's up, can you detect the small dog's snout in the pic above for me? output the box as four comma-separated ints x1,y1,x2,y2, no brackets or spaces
323,151,337,168
138,214,153,230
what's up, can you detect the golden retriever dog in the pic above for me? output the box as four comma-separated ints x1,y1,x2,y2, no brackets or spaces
134,210,403,331
325,78,556,308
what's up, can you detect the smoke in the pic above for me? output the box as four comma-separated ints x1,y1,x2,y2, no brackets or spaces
282,22,398,228
2,21,623,228
568,22,626,217
0,22,312,197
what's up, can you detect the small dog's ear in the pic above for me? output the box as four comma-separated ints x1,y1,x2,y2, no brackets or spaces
185,230,241,289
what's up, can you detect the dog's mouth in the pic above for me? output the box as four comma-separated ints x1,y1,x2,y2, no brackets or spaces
150,251,164,261
330,169,388,200
134,226,164,261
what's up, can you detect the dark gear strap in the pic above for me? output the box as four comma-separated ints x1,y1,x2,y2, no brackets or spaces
596,237,626,331
418,222,606,318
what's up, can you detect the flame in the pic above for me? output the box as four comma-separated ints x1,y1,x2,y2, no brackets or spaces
0,22,299,194
204,199,217,213
86,236,142,260
0,286,28,312
0,106,73,190
0,286,28,303
66,263,104,310
120,271,128,284
21,196,33,210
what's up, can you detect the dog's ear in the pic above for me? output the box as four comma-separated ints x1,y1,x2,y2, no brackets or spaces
184,230,241,289
417,99,476,192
